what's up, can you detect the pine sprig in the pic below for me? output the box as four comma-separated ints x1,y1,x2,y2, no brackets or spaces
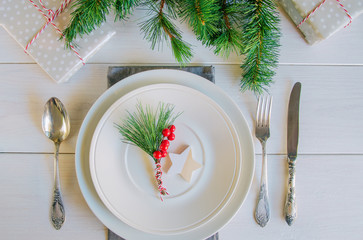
205,0,244,58
116,102,181,161
63,0,281,94
63,0,140,47
114,0,141,21
140,0,193,63
62,0,113,48
177,0,219,42
240,0,281,94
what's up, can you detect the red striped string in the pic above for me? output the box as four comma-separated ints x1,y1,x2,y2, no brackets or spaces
297,0,352,29
25,0,85,65
155,162,168,200
335,0,352,27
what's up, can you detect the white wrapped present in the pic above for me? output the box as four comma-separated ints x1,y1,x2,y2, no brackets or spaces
280,0,363,44
0,0,115,83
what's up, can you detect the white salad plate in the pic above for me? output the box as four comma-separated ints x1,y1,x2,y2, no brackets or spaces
75,69,254,240
89,84,241,234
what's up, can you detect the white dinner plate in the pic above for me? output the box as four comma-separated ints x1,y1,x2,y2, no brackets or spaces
89,84,241,234
75,69,254,240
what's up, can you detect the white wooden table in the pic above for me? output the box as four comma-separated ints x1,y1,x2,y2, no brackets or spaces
1,9,363,240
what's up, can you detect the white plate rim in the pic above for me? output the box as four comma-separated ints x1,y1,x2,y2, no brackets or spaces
89,83,242,234
75,69,255,240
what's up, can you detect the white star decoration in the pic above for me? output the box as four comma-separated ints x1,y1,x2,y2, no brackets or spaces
163,146,202,182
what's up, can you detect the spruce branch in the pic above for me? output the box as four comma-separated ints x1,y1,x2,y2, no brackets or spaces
116,102,182,197
177,0,219,42
114,0,141,21
140,0,193,63
62,0,281,94
63,0,140,47
240,0,281,94
205,0,244,58
62,0,113,47
116,102,181,160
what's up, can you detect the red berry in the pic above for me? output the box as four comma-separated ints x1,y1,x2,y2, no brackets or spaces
169,125,176,132
160,143,169,151
161,140,170,146
153,151,162,159
161,150,167,158
168,133,175,141
162,128,171,137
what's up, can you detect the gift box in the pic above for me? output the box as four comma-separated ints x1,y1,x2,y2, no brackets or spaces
0,0,115,83
279,0,363,44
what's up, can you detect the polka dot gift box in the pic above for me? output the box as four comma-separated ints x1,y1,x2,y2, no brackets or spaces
280,0,363,44
0,0,115,83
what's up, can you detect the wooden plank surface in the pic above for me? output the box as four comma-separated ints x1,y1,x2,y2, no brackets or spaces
0,154,105,240
1,153,362,239
0,64,362,154
220,154,363,240
1,4,363,240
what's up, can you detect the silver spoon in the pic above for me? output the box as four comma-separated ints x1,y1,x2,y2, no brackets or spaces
42,97,70,230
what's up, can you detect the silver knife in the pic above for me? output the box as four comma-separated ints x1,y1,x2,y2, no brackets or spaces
284,82,301,226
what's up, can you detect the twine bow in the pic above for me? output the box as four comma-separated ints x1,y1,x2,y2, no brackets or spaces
25,0,84,64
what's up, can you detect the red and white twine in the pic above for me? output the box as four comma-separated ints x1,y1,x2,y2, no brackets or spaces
297,0,352,29
25,0,85,64
335,0,352,27
155,162,168,200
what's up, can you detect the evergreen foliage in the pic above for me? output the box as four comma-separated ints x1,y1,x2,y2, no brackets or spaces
115,102,181,162
240,0,281,94
63,0,280,94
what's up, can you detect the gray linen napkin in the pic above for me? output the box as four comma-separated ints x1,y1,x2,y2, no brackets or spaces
106,66,218,240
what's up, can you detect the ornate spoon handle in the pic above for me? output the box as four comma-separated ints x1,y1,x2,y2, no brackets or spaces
284,159,297,225
51,142,65,230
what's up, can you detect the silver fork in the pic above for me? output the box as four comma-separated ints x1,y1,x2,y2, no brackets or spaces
254,95,273,227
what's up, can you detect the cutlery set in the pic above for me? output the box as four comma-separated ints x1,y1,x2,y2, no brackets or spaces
41,79,301,233
254,82,302,227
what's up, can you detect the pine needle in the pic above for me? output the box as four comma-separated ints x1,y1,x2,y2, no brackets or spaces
115,102,181,162
114,0,142,21
240,0,281,94
177,0,219,42
62,0,113,47
62,0,281,94
63,0,140,47
202,0,244,58
140,1,193,64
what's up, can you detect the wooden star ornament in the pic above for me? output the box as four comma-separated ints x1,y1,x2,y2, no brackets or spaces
164,146,202,182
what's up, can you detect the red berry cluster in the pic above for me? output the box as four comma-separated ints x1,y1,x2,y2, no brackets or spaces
153,125,176,159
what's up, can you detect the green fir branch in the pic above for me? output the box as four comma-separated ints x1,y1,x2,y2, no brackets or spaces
114,0,141,21
62,0,281,94
62,0,113,47
240,0,281,94
63,0,140,47
205,0,244,58
177,0,219,42
140,0,193,63
116,102,181,162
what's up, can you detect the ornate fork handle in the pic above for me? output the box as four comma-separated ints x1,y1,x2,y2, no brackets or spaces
284,159,297,225
255,140,270,227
